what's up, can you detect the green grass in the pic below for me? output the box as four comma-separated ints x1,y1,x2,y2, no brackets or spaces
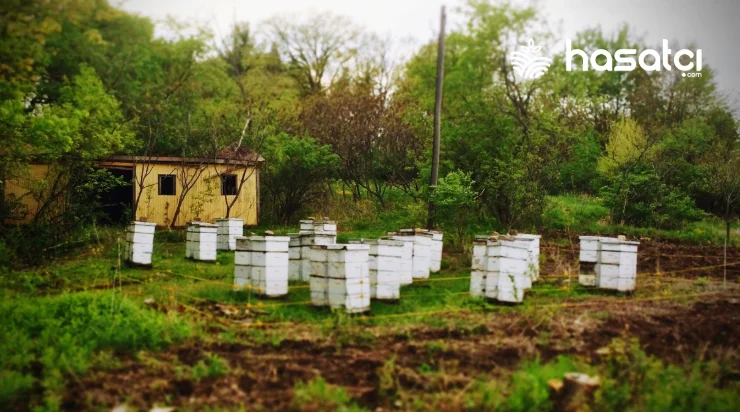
0,291,193,410
0,236,697,330
190,353,230,382
292,377,366,411
0,223,736,411
462,340,740,412
544,194,739,246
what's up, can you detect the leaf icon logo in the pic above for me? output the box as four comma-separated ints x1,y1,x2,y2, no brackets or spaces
511,38,552,80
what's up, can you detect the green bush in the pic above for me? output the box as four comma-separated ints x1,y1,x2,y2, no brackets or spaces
431,170,480,250
504,356,588,411
500,338,739,412
600,168,704,229
560,131,602,193
595,338,738,411
261,135,340,224
0,292,192,410
542,195,610,231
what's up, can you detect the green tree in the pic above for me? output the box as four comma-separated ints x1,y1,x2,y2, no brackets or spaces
261,135,339,223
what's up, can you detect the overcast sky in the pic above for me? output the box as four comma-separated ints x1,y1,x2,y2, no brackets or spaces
120,0,740,109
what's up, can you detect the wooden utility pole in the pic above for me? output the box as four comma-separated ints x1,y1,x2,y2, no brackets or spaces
427,5,446,230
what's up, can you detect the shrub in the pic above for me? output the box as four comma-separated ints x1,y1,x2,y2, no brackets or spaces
431,170,479,250
504,355,588,411
560,131,602,194
595,338,738,411
0,292,192,410
600,168,705,229
541,195,610,231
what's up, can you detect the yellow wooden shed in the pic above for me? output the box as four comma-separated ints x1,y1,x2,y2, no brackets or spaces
3,152,263,227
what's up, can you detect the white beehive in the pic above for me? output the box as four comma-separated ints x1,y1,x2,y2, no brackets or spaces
313,219,337,233
470,236,488,297
299,218,314,233
392,229,432,279
596,239,639,292
124,221,156,266
186,221,218,262
234,236,290,297
578,236,615,286
326,244,371,313
300,218,337,234
300,231,336,282
516,233,541,283
384,234,413,285
308,245,330,306
215,218,243,251
484,237,530,303
425,230,444,273
350,239,405,300
288,234,302,281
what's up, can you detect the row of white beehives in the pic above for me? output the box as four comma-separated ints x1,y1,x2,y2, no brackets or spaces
124,219,242,267
234,235,290,297
579,236,639,292
470,233,541,303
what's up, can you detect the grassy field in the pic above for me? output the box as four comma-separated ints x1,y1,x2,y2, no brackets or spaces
0,227,738,411
543,195,740,246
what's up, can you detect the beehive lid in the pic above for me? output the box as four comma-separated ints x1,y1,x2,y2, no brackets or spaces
247,236,290,242
354,238,404,246
300,231,336,237
187,221,217,227
130,221,156,227
516,233,541,239
326,244,370,251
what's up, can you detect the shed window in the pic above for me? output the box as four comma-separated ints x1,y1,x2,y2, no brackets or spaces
221,174,237,196
158,175,176,196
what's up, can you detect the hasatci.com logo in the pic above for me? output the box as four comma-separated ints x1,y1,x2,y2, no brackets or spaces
510,38,703,80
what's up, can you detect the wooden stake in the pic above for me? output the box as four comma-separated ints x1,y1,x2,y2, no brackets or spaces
427,5,446,230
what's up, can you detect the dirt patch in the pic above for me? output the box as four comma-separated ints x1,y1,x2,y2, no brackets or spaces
61,293,740,411
541,235,740,280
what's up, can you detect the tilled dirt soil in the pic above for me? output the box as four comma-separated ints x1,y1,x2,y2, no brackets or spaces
61,293,740,411
541,235,740,280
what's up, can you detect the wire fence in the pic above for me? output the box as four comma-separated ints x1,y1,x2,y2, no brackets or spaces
110,259,740,330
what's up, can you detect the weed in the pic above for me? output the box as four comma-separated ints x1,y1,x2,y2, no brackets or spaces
504,355,590,411
594,337,739,411
191,354,230,382
425,340,447,355
464,378,506,411
694,277,710,287
377,355,400,403
417,363,436,374
292,377,365,411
